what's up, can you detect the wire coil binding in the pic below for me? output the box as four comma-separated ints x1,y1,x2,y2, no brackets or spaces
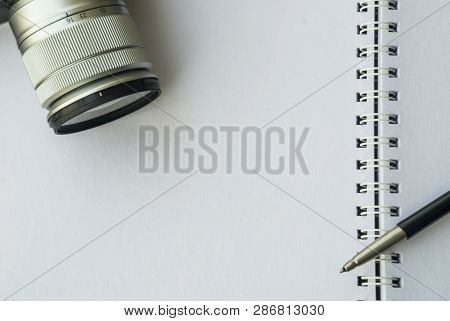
357,90,398,102
358,228,389,240
358,22,398,34
356,0,400,290
358,276,401,287
357,1,399,12
357,136,398,148
357,159,399,170
357,205,400,217
357,44,398,57
357,67,398,79
357,113,398,125
376,253,401,263
357,183,399,194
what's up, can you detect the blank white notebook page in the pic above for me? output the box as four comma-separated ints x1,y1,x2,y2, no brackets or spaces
381,0,450,301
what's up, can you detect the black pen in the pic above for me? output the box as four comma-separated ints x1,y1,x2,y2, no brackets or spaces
340,191,450,273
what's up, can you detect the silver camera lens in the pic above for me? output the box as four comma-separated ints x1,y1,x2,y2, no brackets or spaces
6,0,161,134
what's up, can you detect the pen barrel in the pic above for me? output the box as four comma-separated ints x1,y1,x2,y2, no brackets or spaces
398,191,450,238
351,227,407,269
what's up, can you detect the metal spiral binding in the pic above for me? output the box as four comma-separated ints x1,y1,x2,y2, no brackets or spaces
357,44,398,57
356,0,401,289
358,276,401,288
357,22,397,34
357,90,398,102
357,136,398,148
357,182,399,194
357,205,399,216
357,113,398,125
357,159,399,170
357,67,398,79
375,253,400,263
358,228,388,240
357,1,398,12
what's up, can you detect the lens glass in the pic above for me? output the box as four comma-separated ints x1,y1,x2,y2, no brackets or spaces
64,91,151,126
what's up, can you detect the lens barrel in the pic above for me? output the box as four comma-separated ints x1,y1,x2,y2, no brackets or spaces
8,0,161,134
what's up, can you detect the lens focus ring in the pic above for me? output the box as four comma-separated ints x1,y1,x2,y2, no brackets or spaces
23,14,143,86
21,13,149,107
36,47,150,106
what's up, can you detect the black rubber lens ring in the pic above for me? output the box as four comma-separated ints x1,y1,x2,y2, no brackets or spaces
48,77,161,135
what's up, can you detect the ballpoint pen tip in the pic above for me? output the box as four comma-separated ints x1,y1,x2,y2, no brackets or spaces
339,268,346,273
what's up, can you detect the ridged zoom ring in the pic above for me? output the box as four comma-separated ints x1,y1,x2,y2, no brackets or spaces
36,47,150,106
23,14,143,86
20,13,150,107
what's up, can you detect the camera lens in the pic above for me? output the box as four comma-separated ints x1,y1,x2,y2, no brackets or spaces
8,0,161,134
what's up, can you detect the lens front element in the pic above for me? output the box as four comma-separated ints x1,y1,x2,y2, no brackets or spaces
8,0,161,134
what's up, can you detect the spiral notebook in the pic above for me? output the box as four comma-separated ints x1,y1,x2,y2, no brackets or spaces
354,0,450,300
0,0,449,301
